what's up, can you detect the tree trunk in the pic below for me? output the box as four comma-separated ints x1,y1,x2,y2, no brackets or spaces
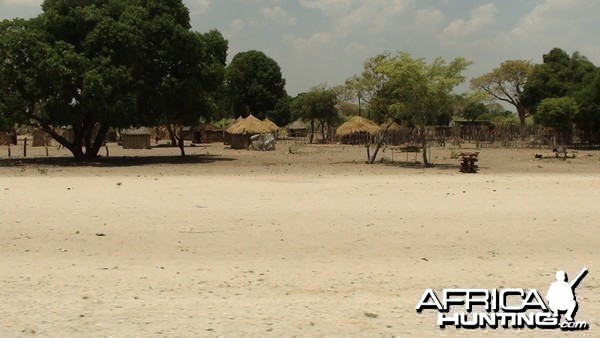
84,124,109,160
516,105,527,131
178,126,186,157
309,119,315,144
421,125,431,167
366,121,393,164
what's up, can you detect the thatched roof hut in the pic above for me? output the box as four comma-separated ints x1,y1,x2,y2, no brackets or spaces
286,119,308,137
337,116,380,136
263,118,279,133
32,129,51,147
122,127,151,149
223,116,244,145
336,116,380,145
193,123,223,143
0,132,15,145
226,115,272,149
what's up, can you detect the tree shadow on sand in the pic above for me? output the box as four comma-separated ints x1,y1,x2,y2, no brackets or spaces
383,161,463,171
0,154,236,168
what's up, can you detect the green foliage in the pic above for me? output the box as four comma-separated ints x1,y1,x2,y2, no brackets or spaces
265,95,292,127
462,102,489,121
377,52,471,127
534,97,578,137
0,0,227,160
573,68,600,134
349,51,470,166
292,86,339,142
521,48,599,139
225,50,287,119
521,48,596,110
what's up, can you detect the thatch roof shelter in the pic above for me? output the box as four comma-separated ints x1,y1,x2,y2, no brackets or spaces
263,118,279,133
336,116,380,145
226,115,272,149
32,129,51,147
286,119,308,137
193,123,223,143
223,117,244,145
226,114,272,135
122,127,151,149
337,116,380,137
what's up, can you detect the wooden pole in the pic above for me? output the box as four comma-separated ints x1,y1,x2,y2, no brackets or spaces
23,137,27,157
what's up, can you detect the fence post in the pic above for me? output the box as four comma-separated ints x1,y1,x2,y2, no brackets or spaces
23,137,27,157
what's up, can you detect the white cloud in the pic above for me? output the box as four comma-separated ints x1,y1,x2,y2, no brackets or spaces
260,6,296,25
186,0,211,15
229,18,246,33
442,3,497,39
415,8,444,28
511,0,599,37
283,31,331,51
299,0,352,15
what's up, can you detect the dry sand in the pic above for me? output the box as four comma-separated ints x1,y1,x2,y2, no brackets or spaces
1,142,599,337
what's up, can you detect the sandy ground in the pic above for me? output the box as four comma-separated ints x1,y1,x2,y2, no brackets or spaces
1,142,599,337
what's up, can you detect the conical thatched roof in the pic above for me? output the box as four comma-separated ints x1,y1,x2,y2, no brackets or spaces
226,114,272,135
336,116,380,136
263,118,279,132
287,119,307,130
380,120,403,132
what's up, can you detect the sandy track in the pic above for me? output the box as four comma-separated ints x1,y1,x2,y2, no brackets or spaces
1,170,599,336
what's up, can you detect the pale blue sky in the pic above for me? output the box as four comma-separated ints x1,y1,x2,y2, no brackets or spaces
2,0,599,97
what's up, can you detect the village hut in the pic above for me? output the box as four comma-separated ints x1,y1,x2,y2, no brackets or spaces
193,123,223,144
226,114,272,149
286,119,308,138
223,116,244,145
263,118,280,138
0,132,9,145
263,118,279,134
336,116,380,145
32,129,52,147
122,127,151,149
0,131,16,145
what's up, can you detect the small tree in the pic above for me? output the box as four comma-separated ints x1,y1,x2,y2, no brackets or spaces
378,53,471,166
292,86,338,143
534,97,578,148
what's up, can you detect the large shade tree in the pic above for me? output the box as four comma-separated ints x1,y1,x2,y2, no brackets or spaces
521,48,599,144
0,0,226,160
470,60,533,128
225,50,287,120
